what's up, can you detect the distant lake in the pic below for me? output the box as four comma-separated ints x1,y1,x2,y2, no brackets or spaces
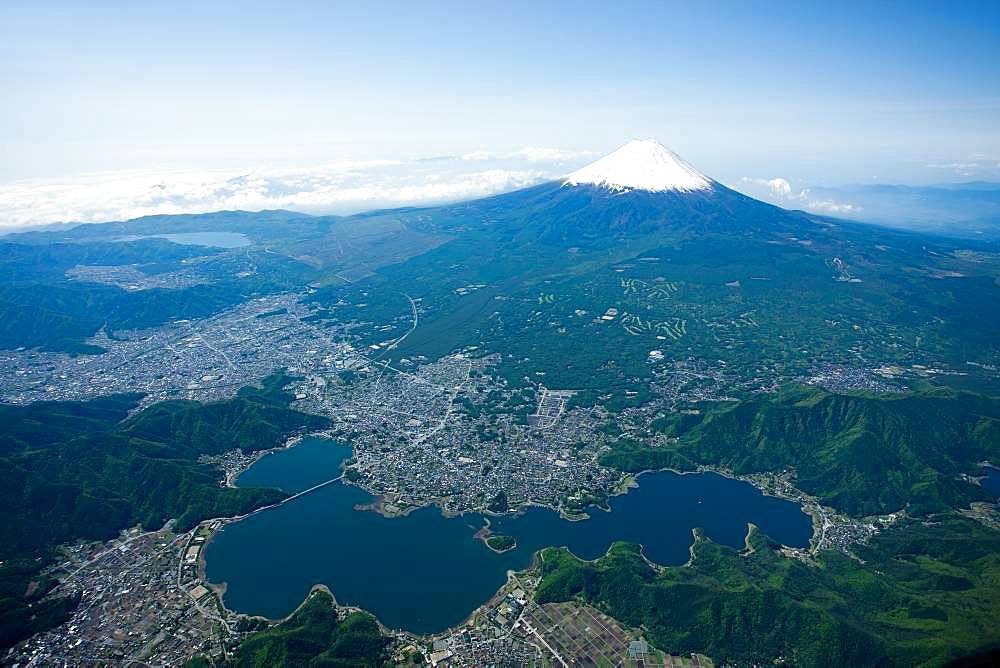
205,436,812,634
981,465,1000,501
115,231,252,248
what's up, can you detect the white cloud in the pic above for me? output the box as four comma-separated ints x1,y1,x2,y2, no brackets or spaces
806,199,859,215
741,176,805,201
461,150,497,161
923,160,1000,178
0,154,581,229
739,176,860,216
509,147,597,162
925,162,983,170
461,147,595,162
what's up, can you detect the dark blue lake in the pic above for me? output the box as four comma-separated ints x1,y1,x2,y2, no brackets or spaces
236,437,349,493
205,436,812,633
980,465,1000,501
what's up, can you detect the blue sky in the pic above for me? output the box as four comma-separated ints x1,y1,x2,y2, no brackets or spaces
1,1,999,225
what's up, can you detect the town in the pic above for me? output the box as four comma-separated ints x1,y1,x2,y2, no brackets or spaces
9,523,237,666
406,570,714,667
0,293,350,408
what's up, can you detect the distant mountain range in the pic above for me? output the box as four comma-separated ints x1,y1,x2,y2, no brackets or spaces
802,181,1000,239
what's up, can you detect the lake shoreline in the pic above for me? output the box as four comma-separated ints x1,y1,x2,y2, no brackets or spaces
205,439,813,634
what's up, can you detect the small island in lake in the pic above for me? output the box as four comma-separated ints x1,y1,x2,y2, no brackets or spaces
485,534,517,553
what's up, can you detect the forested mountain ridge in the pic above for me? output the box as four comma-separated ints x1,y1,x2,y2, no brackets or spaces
0,373,328,650
222,589,388,667
603,386,1000,516
535,514,1000,667
0,372,327,560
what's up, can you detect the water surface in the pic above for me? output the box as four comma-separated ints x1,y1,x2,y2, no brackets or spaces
206,437,812,633
980,465,1000,501
236,438,350,493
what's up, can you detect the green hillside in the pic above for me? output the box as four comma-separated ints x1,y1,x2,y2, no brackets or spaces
535,516,1000,667
229,589,388,667
602,386,1000,516
0,373,329,650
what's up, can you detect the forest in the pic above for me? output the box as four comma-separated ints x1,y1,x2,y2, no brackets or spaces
601,385,1000,516
535,515,1000,666
222,589,388,667
0,372,328,650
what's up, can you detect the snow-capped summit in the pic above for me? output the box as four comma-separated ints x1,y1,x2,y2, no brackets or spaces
565,139,713,193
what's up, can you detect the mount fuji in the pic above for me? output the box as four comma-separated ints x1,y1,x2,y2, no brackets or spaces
564,139,714,193
429,139,812,243
12,138,997,383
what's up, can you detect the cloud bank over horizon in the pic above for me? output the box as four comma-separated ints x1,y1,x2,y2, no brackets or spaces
0,149,598,230
6,144,1000,233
